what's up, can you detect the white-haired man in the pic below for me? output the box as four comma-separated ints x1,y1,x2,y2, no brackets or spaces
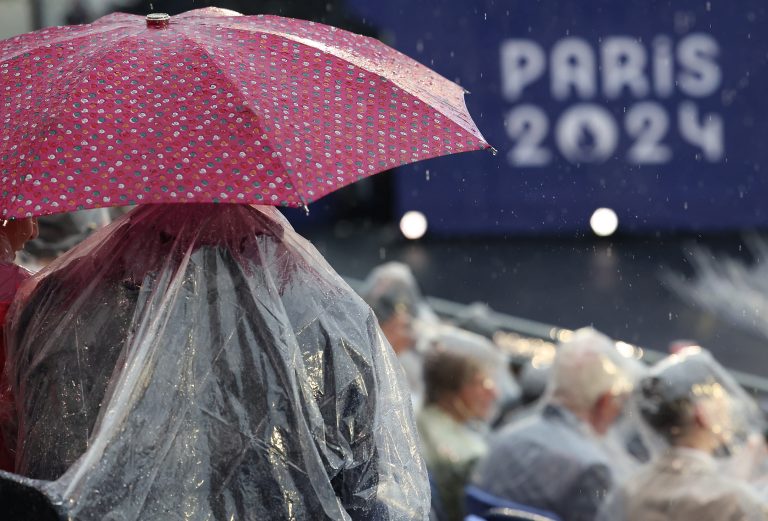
471,327,633,521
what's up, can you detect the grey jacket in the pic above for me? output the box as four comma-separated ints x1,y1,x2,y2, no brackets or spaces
472,404,613,521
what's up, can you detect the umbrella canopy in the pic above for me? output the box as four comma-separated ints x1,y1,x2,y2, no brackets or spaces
0,7,490,219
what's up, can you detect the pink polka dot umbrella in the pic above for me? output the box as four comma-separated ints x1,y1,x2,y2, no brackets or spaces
0,7,490,219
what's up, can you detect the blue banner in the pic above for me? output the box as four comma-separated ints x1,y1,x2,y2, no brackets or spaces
347,0,768,234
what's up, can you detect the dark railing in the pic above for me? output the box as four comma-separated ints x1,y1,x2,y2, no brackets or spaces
346,277,768,399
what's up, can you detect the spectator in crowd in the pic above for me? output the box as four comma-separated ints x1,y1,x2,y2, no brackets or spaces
418,348,498,521
472,327,634,521
359,262,427,358
598,347,768,520
428,324,520,424
359,261,438,331
360,262,433,408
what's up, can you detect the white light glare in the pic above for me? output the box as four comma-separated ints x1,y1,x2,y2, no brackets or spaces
590,208,619,237
400,211,428,240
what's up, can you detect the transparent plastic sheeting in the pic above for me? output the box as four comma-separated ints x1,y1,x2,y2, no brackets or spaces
598,347,768,520
1,204,429,520
636,347,765,455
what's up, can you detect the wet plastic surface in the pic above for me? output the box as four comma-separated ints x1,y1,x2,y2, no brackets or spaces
2,204,428,520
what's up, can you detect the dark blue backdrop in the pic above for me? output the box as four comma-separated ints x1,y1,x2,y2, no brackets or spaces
345,0,768,235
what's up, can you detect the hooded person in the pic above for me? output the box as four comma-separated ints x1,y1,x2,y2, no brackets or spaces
0,204,429,521
471,327,634,521
359,262,431,409
358,261,438,330
597,347,768,521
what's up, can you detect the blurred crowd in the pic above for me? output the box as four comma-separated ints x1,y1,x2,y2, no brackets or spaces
358,261,768,521
5,211,768,521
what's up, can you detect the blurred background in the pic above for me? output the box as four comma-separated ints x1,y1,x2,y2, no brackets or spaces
3,0,768,383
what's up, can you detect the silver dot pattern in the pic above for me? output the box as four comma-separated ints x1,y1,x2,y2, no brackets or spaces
0,7,489,218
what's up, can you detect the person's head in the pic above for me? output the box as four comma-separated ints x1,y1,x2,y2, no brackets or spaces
549,327,633,435
423,349,498,422
359,262,423,315
637,347,745,454
0,217,39,260
364,288,416,355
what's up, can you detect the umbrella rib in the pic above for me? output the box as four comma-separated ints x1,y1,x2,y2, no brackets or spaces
0,22,141,61
190,17,486,141
169,29,309,207
173,22,487,203
9,28,146,179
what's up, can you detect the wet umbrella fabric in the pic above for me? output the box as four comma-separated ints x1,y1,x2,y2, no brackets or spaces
0,204,428,520
0,7,489,219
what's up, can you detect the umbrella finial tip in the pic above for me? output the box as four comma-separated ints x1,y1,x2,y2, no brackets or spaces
303,204,310,216
146,13,171,28
489,146,498,156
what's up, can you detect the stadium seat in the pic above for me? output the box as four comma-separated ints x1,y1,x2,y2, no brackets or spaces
465,485,562,521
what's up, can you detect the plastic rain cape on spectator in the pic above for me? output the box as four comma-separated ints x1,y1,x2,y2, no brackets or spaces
597,347,768,521
0,204,428,521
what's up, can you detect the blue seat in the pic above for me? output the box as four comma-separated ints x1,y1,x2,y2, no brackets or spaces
464,485,562,521
482,507,562,521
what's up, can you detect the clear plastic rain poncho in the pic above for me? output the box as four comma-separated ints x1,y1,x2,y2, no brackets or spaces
358,262,439,329
639,348,765,463
0,204,428,521
359,262,521,415
598,347,768,521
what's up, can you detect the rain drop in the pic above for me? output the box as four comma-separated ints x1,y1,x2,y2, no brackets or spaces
379,247,387,260
425,169,430,181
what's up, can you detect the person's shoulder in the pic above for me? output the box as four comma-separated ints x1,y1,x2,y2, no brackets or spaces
711,478,768,516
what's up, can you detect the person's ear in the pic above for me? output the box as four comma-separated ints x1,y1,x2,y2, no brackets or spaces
692,404,709,430
591,392,614,434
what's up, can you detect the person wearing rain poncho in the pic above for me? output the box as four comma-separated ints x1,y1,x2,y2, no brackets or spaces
417,348,499,521
471,327,634,521
0,204,429,521
597,347,768,521
358,262,521,418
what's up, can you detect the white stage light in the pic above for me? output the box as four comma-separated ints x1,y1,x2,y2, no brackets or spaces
400,211,428,240
590,208,619,237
